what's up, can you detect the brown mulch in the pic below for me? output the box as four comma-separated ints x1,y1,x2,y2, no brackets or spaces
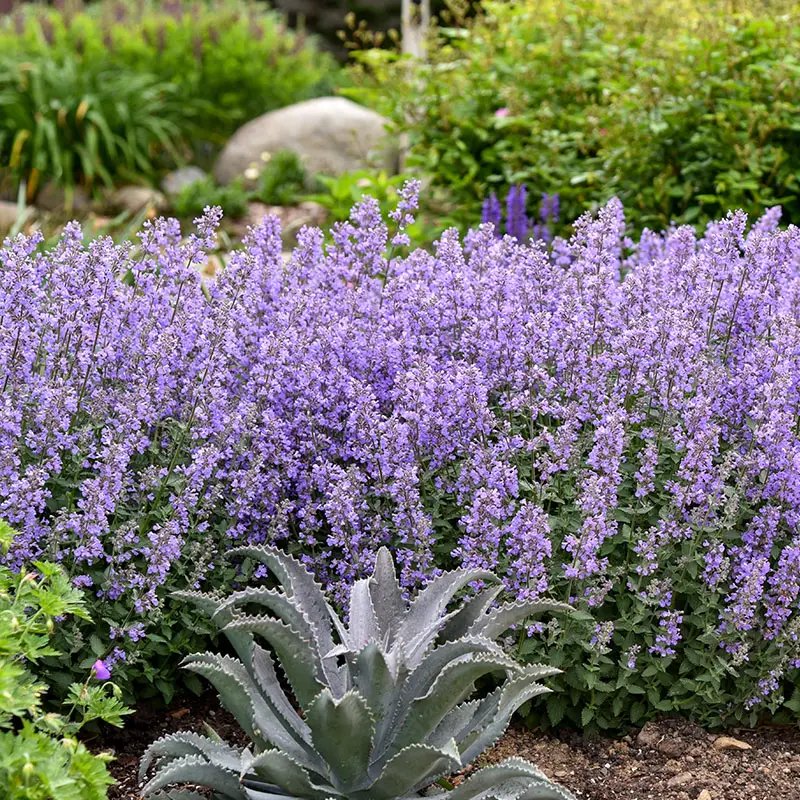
96,696,800,800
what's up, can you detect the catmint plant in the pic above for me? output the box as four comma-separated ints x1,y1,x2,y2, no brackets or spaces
1,184,799,729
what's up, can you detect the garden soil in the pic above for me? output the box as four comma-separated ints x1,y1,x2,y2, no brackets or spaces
100,697,800,800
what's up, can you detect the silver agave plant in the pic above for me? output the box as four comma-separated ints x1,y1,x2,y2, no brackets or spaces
140,546,575,800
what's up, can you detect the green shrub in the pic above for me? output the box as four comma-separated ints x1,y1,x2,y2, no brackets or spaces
349,0,800,234
0,51,195,203
255,149,308,206
1,0,340,140
0,521,130,800
171,176,250,220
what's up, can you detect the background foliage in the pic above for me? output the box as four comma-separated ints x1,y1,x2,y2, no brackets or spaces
348,0,800,235
0,0,339,196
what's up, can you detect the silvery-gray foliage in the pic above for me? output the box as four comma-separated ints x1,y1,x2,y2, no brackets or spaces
140,546,574,800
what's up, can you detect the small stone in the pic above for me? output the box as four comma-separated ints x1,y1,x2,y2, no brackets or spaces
161,166,208,196
697,790,713,800
0,200,35,232
554,770,568,778
108,186,167,215
36,182,90,213
636,722,660,748
658,737,688,758
666,772,694,788
712,736,752,751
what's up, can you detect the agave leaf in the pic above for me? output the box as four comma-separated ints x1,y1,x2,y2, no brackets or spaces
242,750,329,799
368,547,406,644
141,753,246,799
388,653,520,756
140,731,242,782
348,578,381,651
398,568,499,668
147,791,211,800
438,584,505,643
351,641,396,725
305,689,375,792
183,653,307,762
228,545,336,654
374,636,505,752
459,669,556,764
225,615,325,710
426,697,485,749
443,758,575,800
250,645,314,745
468,600,572,640
215,587,318,645
174,590,254,666
182,654,262,746
359,738,462,799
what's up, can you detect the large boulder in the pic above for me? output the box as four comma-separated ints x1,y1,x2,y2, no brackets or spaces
214,97,399,187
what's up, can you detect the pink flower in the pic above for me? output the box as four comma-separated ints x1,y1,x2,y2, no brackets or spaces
494,108,510,118
92,659,111,681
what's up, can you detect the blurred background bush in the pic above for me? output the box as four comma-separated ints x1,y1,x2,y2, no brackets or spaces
348,0,800,235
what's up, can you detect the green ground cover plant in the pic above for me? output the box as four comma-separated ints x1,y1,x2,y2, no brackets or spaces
0,521,129,799
348,0,800,234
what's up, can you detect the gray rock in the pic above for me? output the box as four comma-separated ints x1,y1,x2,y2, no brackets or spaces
108,186,167,215
231,200,328,246
0,200,38,234
0,200,23,233
161,166,208,196
36,183,91,213
214,97,399,187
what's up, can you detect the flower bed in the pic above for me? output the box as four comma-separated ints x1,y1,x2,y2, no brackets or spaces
1,188,798,729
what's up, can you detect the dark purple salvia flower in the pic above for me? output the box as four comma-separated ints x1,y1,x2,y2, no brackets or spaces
481,191,503,232
505,183,529,241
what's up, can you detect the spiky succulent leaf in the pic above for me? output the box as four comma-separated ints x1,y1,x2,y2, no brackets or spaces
351,641,397,725
224,616,325,709
443,758,576,800
140,731,243,780
468,600,572,640
242,750,329,799
359,739,461,799
174,590,254,665
373,636,506,751
305,690,375,792
458,668,557,764
438,584,505,644
141,753,245,799
250,645,314,748
347,578,381,651
398,568,499,667
182,654,264,747
228,545,336,655
388,653,520,756
368,547,407,645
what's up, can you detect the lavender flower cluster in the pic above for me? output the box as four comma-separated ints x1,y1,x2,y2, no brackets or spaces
1,189,799,725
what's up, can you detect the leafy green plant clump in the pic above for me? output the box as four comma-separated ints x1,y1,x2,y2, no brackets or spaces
141,545,574,799
1,0,339,138
0,51,194,204
0,0,340,198
172,176,250,220
0,521,130,800
348,0,800,234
